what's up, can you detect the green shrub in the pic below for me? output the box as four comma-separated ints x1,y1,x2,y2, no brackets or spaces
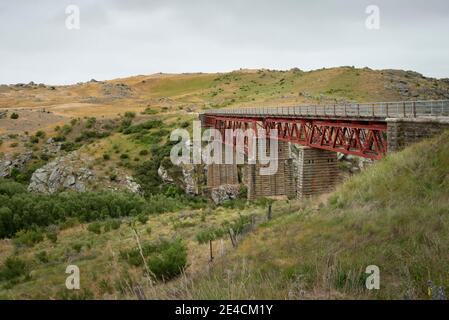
124,111,136,118
123,120,163,134
14,229,45,247
139,149,149,156
142,108,157,115
60,124,72,135
53,135,66,142
0,180,147,239
87,222,102,234
72,242,83,253
10,113,19,120
85,117,97,129
147,239,187,280
46,229,58,243
120,239,187,281
224,215,252,235
104,219,121,231
29,136,39,144
196,227,225,244
0,256,28,281
0,180,27,196
59,217,78,230
55,288,94,300
120,153,129,160
61,142,80,152
103,154,110,160
35,131,46,139
35,251,49,263
136,214,148,225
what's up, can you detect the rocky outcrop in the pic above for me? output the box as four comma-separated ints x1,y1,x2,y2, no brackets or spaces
157,163,201,195
28,151,142,194
0,151,33,178
337,153,374,174
211,184,240,204
28,152,94,193
157,165,174,183
102,83,132,98
182,165,197,195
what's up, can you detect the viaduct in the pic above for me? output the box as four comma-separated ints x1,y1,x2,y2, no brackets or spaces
200,100,449,200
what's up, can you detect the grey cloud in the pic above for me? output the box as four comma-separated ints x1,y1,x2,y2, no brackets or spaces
0,0,448,84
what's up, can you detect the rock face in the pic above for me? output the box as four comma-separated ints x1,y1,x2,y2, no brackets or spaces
157,163,201,195
28,151,142,194
157,165,174,183
28,152,94,193
182,165,197,195
211,184,240,204
102,83,132,98
337,153,374,174
0,151,33,178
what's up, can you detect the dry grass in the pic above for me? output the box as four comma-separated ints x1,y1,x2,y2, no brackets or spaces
164,132,449,300
0,199,299,299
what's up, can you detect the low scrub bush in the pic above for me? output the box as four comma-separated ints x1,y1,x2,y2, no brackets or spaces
13,228,45,247
87,222,102,234
121,238,187,281
0,256,28,282
0,179,146,238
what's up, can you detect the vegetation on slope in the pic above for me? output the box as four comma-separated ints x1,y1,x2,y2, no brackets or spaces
1,67,448,299
173,131,449,300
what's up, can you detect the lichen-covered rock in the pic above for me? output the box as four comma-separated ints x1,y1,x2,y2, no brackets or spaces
158,163,201,195
28,151,142,194
157,165,174,183
211,184,240,204
182,165,197,195
0,151,33,178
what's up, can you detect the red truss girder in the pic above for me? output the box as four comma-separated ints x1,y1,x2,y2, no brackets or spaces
205,116,387,160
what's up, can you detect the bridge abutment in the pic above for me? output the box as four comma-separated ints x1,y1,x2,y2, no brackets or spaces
387,117,449,152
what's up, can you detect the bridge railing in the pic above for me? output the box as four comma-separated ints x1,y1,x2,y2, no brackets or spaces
204,100,449,118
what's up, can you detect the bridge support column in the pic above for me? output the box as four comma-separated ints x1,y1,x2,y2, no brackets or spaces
245,141,296,200
387,118,449,152
296,147,340,199
206,140,239,188
206,163,239,188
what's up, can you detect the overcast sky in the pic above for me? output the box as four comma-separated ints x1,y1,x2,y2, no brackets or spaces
1,0,448,85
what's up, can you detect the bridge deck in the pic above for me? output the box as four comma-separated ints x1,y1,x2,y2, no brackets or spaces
203,100,449,120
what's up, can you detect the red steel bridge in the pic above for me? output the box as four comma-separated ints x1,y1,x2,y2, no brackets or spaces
200,100,449,160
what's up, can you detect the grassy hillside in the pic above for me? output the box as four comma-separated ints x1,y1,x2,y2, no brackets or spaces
166,131,449,300
2,66,448,178
1,67,449,117
0,194,295,299
1,67,448,300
